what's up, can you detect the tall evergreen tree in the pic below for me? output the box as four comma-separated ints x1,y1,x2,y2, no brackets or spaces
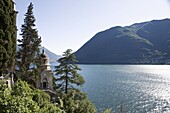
55,49,85,94
0,0,17,76
17,3,41,86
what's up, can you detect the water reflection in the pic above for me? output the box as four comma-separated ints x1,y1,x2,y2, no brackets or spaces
78,65,170,113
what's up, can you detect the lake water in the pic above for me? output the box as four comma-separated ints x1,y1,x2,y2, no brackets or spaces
51,64,170,113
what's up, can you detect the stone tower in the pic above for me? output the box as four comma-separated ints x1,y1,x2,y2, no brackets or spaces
36,49,54,90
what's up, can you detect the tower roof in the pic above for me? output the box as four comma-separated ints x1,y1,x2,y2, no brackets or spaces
41,48,48,59
40,48,51,69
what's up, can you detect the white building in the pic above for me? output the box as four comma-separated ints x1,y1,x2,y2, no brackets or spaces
36,49,54,91
0,73,14,89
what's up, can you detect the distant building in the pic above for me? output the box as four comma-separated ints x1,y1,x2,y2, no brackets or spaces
36,49,54,91
12,0,16,10
0,73,14,89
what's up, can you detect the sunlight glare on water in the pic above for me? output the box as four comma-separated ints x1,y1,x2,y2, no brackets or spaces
78,65,170,113
115,65,170,76
51,63,170,113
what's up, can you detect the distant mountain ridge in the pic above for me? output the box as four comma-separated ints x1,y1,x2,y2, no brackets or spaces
75,19,170,64
40,47,61,62
17,45,60,62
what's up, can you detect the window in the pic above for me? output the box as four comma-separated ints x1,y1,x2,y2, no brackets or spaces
6,81,8,87
42,78,48,89
44,59,46,64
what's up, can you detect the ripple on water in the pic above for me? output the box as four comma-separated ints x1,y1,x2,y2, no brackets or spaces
52,64,170,113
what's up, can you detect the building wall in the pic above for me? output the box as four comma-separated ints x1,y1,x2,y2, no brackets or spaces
36,70,53,90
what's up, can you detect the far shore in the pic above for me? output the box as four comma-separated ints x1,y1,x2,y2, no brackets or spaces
75,63,170,65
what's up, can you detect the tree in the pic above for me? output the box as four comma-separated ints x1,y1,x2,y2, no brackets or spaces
17,2,41,86
0,0,17,76
61,91,97,113
103,109,112,113
54,49,96,112
55,49,85,94
0,79,62,113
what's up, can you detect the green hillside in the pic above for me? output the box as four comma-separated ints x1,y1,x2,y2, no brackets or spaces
75,19,170,64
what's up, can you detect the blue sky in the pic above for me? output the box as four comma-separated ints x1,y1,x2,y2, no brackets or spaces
15,0,170,55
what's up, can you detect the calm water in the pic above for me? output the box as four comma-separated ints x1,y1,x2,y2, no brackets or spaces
51,64,170,113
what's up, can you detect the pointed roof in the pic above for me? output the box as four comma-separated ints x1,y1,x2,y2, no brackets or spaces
41,47,48,59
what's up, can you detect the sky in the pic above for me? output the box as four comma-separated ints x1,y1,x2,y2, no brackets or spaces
15,0,170,55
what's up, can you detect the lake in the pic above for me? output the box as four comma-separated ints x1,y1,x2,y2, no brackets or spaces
51,64,170,113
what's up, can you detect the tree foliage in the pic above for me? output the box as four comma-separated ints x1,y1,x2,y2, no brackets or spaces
17,2,41,86
0,79,62,113
54,49,98,112
59,90,96,113
0,1,108,113
102,108,112,113
55,49,85,94
0,0,17,76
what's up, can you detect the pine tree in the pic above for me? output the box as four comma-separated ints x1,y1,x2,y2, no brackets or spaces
0,0,17,76
17,3,41,86
55,49,85,94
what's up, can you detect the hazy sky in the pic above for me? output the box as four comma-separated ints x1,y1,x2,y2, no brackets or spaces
15,0,170,55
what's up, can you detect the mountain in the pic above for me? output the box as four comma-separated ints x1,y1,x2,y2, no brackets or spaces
40,47,61,62
17,45,60,62
75,19,170,64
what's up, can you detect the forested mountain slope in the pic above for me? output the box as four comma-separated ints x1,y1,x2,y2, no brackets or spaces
75,19,170,64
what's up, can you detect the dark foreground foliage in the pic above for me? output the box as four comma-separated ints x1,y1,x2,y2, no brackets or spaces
0,80,62,113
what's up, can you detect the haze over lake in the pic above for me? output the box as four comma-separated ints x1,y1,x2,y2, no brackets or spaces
51,64,170,113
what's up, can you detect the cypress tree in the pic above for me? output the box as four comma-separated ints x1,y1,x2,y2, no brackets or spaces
0,0,17,76
54,49,85,94
17,2,41,86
